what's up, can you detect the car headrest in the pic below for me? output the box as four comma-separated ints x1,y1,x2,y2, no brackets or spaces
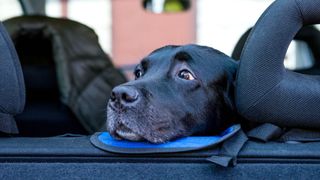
0,22,25,134
232,26,320,74
236,0,320,128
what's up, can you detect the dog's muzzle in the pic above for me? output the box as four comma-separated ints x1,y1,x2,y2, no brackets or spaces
108,85,143,141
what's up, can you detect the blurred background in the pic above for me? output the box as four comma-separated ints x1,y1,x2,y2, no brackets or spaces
1,0,307,79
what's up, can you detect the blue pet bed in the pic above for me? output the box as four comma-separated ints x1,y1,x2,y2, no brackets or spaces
90,124,240,154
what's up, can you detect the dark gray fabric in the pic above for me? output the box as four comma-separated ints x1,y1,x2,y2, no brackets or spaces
0,113,19,134
0,136,319,179
247,123,283,142
232,26,320,75
236,0,320,128
279,128,320,142
2,136,320,160
0,22,25,133
246,123,320,143
0,163,320,179
4,16,127,133
207,130,248,167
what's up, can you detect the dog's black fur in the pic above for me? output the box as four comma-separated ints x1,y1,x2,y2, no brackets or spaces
107,44,241,143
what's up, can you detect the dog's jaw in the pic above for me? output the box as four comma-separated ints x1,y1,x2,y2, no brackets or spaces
107,105,144,141
107,99,171,143
115,123,144,141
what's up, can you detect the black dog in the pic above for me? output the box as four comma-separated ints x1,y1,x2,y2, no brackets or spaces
107,44,240,143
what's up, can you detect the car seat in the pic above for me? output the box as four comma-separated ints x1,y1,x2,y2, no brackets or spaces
232,26,320,75
3,15,127,136
236,0,320,129
0,22,25,135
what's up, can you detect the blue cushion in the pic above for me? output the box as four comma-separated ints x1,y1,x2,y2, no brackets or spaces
90,124,240,154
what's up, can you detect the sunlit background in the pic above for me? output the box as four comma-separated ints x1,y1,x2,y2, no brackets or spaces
1,0,318,79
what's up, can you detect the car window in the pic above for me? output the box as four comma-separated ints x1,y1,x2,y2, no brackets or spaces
0,0,23,21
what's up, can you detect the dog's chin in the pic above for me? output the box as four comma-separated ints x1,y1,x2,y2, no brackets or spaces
107,106,180,144
115,124,144,142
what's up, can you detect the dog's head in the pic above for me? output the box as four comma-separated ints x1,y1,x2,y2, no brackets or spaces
107,44,238,143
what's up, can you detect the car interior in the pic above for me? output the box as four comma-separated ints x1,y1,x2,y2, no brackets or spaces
5,15,127,137
11,17,87,136
0,0,320,179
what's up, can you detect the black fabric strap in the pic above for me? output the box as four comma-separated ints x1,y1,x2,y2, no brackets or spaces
246,123,320,143
207,123,320,167
207,129,248,167
247,123,283,142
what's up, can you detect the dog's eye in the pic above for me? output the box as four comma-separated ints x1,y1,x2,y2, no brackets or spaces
134,69,143,79
178,70,195,80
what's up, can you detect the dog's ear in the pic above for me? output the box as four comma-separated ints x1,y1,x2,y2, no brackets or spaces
211,59,238,120
226,60,238,110
213,73,235,112
208,70,237,133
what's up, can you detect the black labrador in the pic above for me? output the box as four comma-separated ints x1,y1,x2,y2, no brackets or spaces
107,44,240,143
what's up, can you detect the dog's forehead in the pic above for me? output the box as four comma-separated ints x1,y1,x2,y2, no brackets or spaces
147,44,228,63
138,46,180,73
143,45,234,78
147,45,180,63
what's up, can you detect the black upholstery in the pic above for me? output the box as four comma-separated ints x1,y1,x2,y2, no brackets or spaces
236,0,320,128
0,136,319,178
0,22,25,134
232,26,320,75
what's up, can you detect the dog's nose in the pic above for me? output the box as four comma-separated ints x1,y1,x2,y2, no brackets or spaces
110,86,139,104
